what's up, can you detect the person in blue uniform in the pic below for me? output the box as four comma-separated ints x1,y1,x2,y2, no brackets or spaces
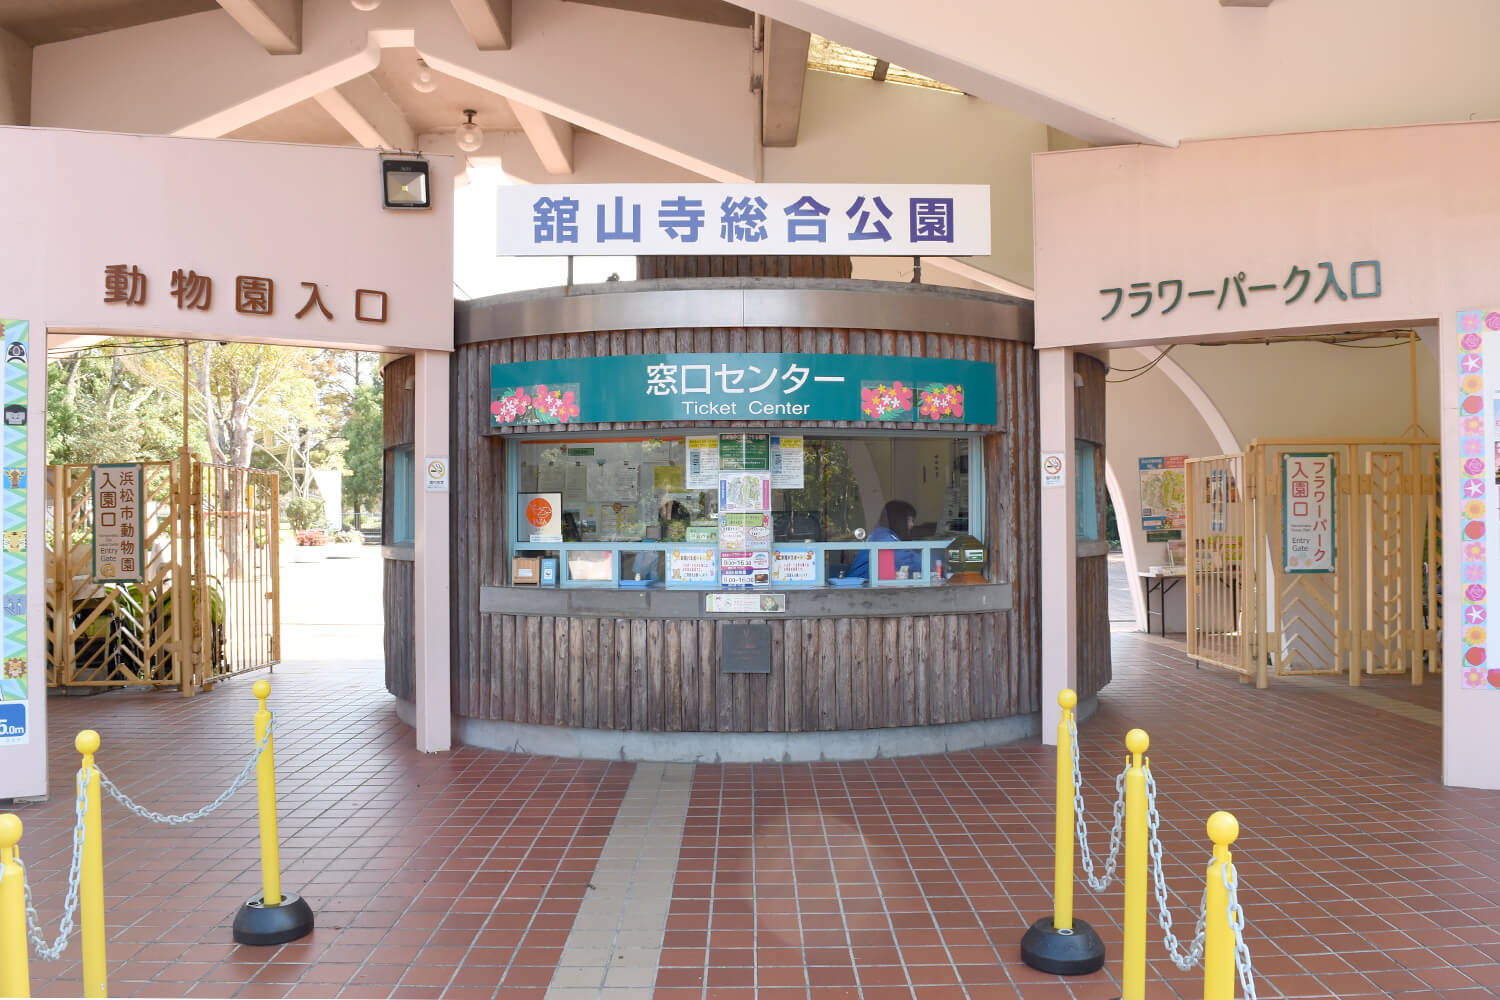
848,499,921,581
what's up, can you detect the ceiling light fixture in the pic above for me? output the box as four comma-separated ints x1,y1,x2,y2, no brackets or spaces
412,59,437,94
456,109,483,153
350,0,381,11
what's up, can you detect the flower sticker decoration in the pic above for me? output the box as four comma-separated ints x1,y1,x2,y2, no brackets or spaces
491,387,532,424
859,381,913,420
918,383,966,422
1463,666,1486,688
490,383,581,425
1460,311,1482,334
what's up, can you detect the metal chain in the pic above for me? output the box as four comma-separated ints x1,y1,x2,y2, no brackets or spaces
1069,714,1129,892
1224,860,1259,1000
97,717,273,825
1144,766,1209,970
19,767,90,961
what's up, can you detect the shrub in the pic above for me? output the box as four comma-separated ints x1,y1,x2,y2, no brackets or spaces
332,530,363,545
294,530,328,546
285,496,324,532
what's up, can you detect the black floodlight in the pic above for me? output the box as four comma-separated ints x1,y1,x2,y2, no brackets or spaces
382,157,431,210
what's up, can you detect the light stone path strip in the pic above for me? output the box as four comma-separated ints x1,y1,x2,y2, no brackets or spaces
545,762,694,1000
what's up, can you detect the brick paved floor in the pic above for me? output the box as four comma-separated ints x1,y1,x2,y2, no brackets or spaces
9,625,1499,999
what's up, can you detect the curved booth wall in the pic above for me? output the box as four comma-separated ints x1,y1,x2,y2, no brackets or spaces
384,276,1110,759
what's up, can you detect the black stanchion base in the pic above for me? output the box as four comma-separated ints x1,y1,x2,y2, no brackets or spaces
1019,915,1106,975
232,891,315,946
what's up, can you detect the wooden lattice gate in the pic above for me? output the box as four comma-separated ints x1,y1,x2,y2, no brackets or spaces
46,459,281,693
1185,439,1440,687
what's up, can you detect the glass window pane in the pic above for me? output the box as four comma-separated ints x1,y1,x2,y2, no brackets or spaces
1075,441,1099,541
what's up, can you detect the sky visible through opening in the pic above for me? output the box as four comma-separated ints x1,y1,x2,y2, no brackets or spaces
452,166,635,301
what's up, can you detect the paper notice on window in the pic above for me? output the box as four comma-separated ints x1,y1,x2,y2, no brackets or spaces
719,513,770,550
771,436,804,489
718,473,770,513
653,464,685,493
719,549,771,588
772,547,818,583
666,547,716,585
563,464,588,507
537,464,565,493
609,461,640,498
686,437,719,489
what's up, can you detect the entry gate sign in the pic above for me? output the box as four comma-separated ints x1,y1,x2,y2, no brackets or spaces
1282,453,1335,573
92,463,144,583
496,184,991,257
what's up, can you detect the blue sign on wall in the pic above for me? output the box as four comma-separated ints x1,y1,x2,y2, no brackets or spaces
490,353,997,427
0,702,26,744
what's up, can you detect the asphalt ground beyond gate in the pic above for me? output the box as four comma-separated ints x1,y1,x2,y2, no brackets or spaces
10,555,1500,999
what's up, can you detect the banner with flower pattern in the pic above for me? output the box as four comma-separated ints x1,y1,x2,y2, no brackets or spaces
1458,308,1499,691
489,353,997,427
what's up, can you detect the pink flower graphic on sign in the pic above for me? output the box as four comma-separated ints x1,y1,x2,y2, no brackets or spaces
1460,311,1482,334
1462,332,1483,351
1463,666,1486,688
1466,542,1486,562
919,384,965,420
860,381,913,419
1465,458,1485,476
491,387,532,424
1486,311,1500,330
530,384,580,422
1466,584,1486,603
1465,562,1485,583
1464,416,1483,435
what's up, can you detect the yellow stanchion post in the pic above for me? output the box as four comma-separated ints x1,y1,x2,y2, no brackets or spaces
0,814,29,999
1204,811,1240,1000
232,681,313,946
1020,689,1105,975
1117,728,1149,1000
76,731,106,999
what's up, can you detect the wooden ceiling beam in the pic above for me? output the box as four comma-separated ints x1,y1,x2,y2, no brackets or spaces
448,0,511,51
215,0,301,55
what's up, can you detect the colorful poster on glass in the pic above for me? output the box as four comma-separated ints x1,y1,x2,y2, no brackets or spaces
92,464,143,583
0,319,27,721
666,548,716,586
1458,308,1500,691
1139,456,1187,541
1281,454,1335,573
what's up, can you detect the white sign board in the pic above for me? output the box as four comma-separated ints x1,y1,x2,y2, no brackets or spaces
92,463,143,583
1040,451,1065,489
497,184,991,257
425,457,449,492
1281,453,1335,573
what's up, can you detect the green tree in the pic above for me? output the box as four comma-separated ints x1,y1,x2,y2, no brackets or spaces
47,351,182,466
342,378,384,530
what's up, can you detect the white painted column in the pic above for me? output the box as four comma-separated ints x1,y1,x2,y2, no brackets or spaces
1038,347,1078,745
1441,316,1495,789
412,349,452,753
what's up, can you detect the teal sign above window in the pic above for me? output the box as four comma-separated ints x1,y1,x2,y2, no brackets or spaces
490,353,997,427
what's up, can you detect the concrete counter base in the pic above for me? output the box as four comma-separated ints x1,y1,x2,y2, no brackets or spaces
394,694,1099,763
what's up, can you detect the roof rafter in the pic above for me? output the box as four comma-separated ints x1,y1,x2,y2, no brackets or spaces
760,19,809,147
215,0,301,55
509,99,574,174
314,75,415,150
448,0,510,50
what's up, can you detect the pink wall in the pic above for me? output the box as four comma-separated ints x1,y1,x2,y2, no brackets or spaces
1032,122,1500,790
0,127,455,798
0,127,454,352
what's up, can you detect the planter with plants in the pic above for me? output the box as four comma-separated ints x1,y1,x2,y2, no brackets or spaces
327,529,364,559
293,529,328,562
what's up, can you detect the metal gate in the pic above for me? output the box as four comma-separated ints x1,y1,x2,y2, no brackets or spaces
1185,439,1440,687
46,459,281,693
46,463,186,689
192,463,281,686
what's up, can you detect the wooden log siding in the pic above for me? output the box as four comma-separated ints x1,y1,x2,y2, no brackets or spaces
381,355,418,699
1073,352,1112,698
392,324,1041,732
384,558,415,700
